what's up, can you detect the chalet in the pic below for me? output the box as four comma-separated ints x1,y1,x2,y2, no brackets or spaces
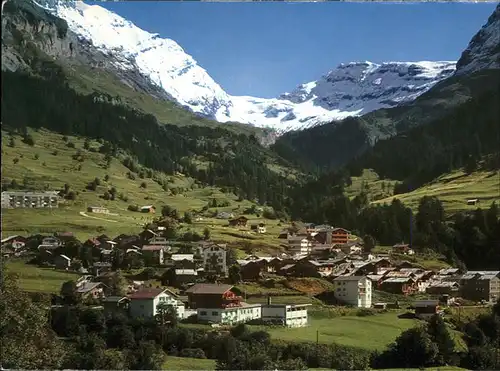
466,198,480,206
113,234,140,249
284,260,323,278
129,288,185,319
239,260,268,281
139,229,158,242
140,205,156,213
168,253,195,268
41,236,62,247
92,262,113,276
148,236,168,245
1,235,28,250
217,211,234,220
54,254,71,270
331,228,350,245
392,243,415,255
414,300,442,320
426,281,460,297
141,245,166,265
87,206,109,214
228,216,248,227
102,296,130,314
185,283,261,325
278,230,289,239
460,271,500,302
1,235,27,247
438,268,461,277
311,230,332,245
333,276,372,308
380,277,417,296
250,223,267,234
76,282,105,300
174,269,198,284
334,241,362,255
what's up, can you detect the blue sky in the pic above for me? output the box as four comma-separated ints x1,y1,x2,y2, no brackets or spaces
96,1,497,98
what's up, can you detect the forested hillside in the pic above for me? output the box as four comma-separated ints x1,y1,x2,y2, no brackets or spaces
272,69,500,172
1,67,295,210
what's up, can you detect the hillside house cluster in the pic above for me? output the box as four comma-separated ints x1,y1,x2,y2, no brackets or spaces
281,224,356,257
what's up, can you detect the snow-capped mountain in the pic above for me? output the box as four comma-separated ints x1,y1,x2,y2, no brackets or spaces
218,61,456,132
35,0,457,133
455,3,500,76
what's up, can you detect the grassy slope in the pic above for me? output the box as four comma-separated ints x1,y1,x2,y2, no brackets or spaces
347,169,499,214
256,311,417,351
6,260,79,293
0,129,285,252
162,356,215,370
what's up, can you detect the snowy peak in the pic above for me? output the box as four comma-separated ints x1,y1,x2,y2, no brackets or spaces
217,61,455,133
455,3,500,76
36,0,233,118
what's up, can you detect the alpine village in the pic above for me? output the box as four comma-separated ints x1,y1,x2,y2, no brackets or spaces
1,0,500,370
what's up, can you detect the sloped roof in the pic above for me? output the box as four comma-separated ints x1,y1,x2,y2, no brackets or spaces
185,283,233,294
128,288,165,299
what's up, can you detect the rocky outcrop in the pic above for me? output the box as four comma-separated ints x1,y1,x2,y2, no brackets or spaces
455,3,500,75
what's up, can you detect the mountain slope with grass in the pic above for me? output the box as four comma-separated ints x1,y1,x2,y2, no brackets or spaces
1,0,301,243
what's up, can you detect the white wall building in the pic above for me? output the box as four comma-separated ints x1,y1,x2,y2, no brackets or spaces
261,303,311,327
129,288,185,319
1,191,60,209
197,303,261,325
333,276,372,308
197,243,228,275
287,236,312,256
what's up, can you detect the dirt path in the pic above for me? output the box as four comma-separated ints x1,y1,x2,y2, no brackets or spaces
79,211,118,223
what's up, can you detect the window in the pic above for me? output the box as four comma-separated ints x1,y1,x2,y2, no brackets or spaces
200,311,207,315
212,311,218,316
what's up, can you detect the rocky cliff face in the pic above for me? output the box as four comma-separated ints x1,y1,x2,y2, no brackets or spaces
455,3,500,76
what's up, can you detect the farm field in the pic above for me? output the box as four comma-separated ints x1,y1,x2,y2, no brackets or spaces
254,311,418,351
369,169,499,214
162,356,216,370
347,169,499,214
5,260,79,293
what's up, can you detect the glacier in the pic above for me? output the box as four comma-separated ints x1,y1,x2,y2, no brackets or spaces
35,0,457,134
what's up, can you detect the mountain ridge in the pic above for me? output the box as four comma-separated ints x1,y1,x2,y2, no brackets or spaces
32,0,457,133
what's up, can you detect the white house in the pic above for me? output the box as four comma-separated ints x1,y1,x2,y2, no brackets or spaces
129,288,185,319
197,303,262,325
197,243,228,276
333,276,372,308
287,236,312,256
261,302,311,327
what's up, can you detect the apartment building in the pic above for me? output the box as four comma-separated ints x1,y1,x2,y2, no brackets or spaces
1,191,60,209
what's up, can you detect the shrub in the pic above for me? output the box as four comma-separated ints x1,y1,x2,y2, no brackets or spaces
66,142,75,148
128,204,139,212
356,308,376,317
140,181,147,188
34,153,39,160
179,348,206,359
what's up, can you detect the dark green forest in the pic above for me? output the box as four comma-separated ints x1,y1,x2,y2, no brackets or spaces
273,69,500,177
1,68,293,210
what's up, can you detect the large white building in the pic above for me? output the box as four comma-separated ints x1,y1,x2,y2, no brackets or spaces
197,303,262,325
287,236,312,256
261,303,311,327
129,288,185,319
333,276,372,308
196,242,228,276
1,191,60,209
